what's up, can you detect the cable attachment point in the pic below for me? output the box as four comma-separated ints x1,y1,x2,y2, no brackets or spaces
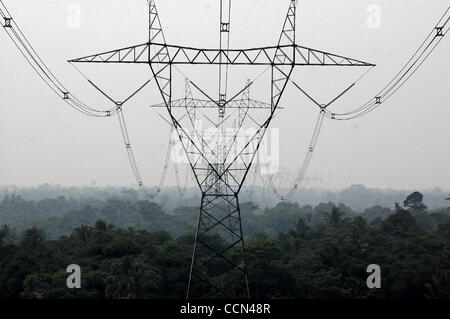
219,95,226,118
375,96,382,104
63,92,70,100
3,18,12,28
435,27,443,37
221,23,230,32
319,105,327,115
106,111,111,117
331,113,336,120
116,102,123,111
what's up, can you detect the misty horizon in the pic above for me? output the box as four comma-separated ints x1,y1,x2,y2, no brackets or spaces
1,0,449,191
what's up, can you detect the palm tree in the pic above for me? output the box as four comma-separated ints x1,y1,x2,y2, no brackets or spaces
73,224,90,243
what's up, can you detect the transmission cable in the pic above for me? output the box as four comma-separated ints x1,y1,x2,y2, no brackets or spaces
0,0,118,117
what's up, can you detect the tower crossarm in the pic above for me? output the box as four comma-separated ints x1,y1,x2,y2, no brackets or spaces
69,43,374,67
149,98,278,109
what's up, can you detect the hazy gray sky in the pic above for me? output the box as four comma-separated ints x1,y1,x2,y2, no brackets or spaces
0,0,449,190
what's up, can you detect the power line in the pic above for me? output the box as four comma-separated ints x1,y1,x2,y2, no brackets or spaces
0,0,180,199
321,6,449,121
2,0,447,300
0,0,117,117
253,5,449,200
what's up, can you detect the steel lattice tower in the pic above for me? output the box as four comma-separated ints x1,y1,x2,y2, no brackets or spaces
70,0,373,298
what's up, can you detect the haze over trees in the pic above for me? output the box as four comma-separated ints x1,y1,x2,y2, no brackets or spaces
1,184,449,212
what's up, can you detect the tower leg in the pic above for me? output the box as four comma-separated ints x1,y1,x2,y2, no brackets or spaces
187,192,250,299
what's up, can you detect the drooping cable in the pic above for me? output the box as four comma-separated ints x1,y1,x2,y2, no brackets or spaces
117,104,174,200
321,6,450,121
260,110,326,201
0,0,118,117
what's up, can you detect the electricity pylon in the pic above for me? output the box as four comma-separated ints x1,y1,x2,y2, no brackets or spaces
70,0,373,299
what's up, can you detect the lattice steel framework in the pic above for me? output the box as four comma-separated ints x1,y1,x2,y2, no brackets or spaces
69,0,373,299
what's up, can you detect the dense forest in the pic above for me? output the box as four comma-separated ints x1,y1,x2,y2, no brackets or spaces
0,190,449,299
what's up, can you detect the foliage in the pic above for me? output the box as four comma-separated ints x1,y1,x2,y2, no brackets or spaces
0,206,448,299
1,190,449,299
403,192,428,211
